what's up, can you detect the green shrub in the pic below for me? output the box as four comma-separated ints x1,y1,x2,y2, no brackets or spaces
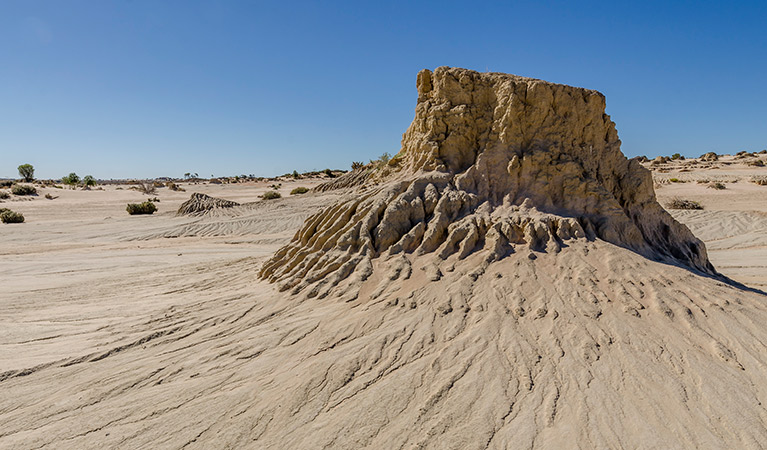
61,173,80,187
262,191,281,200
669,178,681,183
11,184,37,195
671,153,682,160
0,191,9,200
290,187,309,195
351,161,364,170
666,198,703,210
82,175,97,187
709,182,726,190
0,210,25,223
126,201,157,215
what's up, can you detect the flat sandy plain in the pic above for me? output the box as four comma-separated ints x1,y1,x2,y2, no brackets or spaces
1,157,766,448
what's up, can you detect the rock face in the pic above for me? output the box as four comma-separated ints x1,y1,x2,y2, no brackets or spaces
260,67,715,295
177,193,240,216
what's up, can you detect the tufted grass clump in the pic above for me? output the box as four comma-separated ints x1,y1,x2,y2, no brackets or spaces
1,209,25,223
262,191,281,200
11,184,37,196
708,182,726,190
290,187,309,195
666,198,703,210
126,201,157,215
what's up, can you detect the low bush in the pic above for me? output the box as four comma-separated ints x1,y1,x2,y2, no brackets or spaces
0,191,9,199
666,198,703,210
132,182,156,195
166,181,185,191
0,180,13,188
708,182,726,190
669,178,681,183
11,184,37,196
0,209,25,223
126,201,157,215
45,193,57,200
748,159,765,167
751,177,767,186
262,191,281,200
290,187,309,195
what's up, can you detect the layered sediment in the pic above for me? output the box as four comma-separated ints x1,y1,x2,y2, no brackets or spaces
260,67,715,296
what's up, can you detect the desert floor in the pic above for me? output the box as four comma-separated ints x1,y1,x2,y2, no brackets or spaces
1,160,766,448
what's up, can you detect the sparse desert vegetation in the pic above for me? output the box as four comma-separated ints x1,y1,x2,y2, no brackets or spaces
290,187,309,195
666,198,704,210
11,184,37,196
262,190,281,200
0,208,24,223
709,182,726,190
126,201,158,215
17,164,34,182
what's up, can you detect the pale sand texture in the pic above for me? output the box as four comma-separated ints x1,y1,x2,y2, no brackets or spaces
650,153,767,289
0,175,765,449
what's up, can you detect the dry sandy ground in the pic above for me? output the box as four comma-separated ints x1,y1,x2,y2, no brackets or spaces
1,163,767,449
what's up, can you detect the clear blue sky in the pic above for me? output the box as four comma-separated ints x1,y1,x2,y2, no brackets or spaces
1,0,765,179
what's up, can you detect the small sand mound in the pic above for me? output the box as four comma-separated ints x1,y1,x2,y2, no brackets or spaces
313,167,373,192
177,192,240,216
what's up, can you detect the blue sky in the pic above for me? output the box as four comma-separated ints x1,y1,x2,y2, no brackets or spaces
1,1,765,179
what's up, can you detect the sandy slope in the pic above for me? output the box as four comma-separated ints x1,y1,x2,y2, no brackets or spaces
1,173,767,449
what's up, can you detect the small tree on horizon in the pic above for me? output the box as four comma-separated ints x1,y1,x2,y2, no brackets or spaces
18,164,34,182
62,173,80,188
82,175,96,188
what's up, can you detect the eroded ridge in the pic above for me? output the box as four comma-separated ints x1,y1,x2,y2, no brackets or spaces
259,67,715,295
177,192,240,216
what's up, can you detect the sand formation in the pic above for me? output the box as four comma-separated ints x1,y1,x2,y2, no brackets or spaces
177,192,240,215
261,67,715,297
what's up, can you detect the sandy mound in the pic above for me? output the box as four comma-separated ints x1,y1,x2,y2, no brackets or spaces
177,192,240,215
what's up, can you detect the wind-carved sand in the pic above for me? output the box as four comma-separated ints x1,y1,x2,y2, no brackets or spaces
1,68,767,449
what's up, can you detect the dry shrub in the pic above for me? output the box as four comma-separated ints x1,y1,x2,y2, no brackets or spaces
11,184,37,196
262,191,281,200
708,182,726,190
126,201,157,215
666,198,703,210
0,191,9,200
166,181,185,191
0,209,25,223
290,187,309,195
